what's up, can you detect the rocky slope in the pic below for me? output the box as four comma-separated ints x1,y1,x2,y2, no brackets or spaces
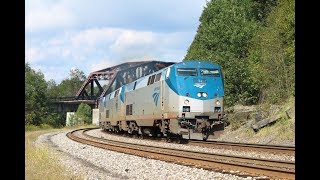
211,99,295,147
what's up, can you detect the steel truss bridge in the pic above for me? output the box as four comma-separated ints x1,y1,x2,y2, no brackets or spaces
50,60,175,112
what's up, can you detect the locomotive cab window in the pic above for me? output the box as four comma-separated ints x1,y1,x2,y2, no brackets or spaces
177,68,197,76
200,68,220,77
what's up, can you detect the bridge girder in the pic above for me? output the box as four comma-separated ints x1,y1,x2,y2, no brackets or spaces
74,60,175,107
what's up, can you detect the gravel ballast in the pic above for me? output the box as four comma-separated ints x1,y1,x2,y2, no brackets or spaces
34,129,275,180
87,129,295,162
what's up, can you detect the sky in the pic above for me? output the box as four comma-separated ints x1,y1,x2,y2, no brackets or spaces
25,0,207,84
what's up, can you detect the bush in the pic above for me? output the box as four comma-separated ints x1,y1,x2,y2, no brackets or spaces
67,103,92,126
40,123,53,129
25,124,40,131
25,123,53,131
42,112,66,128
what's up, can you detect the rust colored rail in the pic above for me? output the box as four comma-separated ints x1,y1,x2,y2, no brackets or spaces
187,140,295,156
67,128,295,179
101,128,295,156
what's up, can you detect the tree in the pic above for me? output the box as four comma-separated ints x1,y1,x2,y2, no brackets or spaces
248,0,295,103
48,68,86,97
184,0,262,105
75,103,92,125
25,63,49,125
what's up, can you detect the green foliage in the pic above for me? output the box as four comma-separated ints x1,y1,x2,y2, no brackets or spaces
251,0,277,23
67,113,78,126
25,124,41,131
74,103,92,125
185,0,263,106
25,63,49,125
25,123,52,131
47,68,86,97
42,112,66,128
39,123,53,129
230,118,245,131
185,0,294,105
25,63,90,128
247,0,295,104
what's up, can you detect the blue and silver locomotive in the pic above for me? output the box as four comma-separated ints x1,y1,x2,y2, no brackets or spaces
99,60,225,140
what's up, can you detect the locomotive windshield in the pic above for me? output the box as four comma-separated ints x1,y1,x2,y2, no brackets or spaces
200,68,220,77
177,68,197,76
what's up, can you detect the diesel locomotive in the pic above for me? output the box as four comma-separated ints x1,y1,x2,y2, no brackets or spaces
98,60,225,140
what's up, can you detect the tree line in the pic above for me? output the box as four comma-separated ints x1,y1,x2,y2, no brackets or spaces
184,0,294,106
25,63,91,128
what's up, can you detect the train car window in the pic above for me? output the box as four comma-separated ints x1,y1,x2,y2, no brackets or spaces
106,110,109,118
147,75,156,85
133,81,137,90
114,89,119,97
200,68,220,76
126,104,133,115
147,76,152,85
155,73,161,82
150,75,155,84
177,68,197,76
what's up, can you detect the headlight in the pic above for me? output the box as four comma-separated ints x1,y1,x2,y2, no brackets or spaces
197,92,202,97
215,100,221,105
184,99,189,105
202,92,208,98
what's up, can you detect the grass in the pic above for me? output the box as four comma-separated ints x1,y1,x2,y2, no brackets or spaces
25,124,97,180
255,98,294,140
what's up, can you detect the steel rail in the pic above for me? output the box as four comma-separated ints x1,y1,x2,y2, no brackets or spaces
67,128,295,179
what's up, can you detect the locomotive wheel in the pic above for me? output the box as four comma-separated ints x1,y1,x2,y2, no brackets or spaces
176,135,183,144
202,134,208,141
166,132,172,142
138,134,144,139
202,131,209,141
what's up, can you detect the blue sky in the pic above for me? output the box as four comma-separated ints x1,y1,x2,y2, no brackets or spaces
25,0,207,84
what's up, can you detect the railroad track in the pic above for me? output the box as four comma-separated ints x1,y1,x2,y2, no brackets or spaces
100,128,295,156
187,140,295,156
67,128,295,179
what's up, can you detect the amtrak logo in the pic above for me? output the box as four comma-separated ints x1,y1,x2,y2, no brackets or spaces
193,78,206,88
152,87,160,106
194,83,206,88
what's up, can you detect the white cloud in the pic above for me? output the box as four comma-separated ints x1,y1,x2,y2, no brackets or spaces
68,28,160,62
124,56,157,62
110,31,155,52
25,0,206,85
47,38,65,46
89,59,118,73
25,47,44,63
26,27,194,83
71,28,121,47
25,1,75,32
31,64,69,83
